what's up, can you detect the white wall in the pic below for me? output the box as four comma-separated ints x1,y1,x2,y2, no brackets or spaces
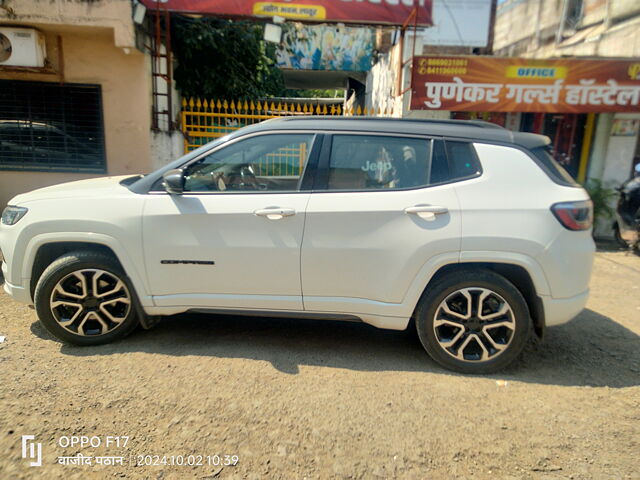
150,130,184,170
601,113,640,186
365,44,404,117
587,113,614,182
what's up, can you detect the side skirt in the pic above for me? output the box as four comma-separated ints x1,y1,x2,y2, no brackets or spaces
187,308,363,323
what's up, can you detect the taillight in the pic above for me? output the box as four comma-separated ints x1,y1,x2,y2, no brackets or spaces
551,200,593,231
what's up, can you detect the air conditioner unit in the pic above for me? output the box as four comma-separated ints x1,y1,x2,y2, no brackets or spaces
0,27,46,67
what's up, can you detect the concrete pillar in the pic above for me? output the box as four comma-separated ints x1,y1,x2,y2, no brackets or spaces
587,113,613,181
601,113,640,186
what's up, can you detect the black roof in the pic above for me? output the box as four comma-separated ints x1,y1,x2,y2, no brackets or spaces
242,116,550,150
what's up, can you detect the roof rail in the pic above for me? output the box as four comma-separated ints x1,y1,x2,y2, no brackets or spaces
274,116,505,129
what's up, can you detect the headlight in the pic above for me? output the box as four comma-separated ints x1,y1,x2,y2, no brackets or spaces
1,206,28,225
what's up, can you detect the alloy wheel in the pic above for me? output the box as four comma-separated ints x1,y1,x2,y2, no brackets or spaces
433,287,516,362
49,269,131,336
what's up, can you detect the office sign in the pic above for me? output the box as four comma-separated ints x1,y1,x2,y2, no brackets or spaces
411,56,640,112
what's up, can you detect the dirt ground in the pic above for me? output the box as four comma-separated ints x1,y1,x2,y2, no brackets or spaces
0,246,639,479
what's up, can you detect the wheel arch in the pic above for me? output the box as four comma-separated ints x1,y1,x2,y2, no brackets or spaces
414,261,546,339
24,234,151,307
30,242,121,299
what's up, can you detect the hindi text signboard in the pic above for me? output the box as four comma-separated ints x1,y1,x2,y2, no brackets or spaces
141,0,433,26
411,56,640,112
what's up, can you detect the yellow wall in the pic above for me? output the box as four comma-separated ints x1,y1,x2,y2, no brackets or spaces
0,27,151,207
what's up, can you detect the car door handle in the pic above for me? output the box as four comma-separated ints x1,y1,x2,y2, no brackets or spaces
404,205,449,220
254,208,296,220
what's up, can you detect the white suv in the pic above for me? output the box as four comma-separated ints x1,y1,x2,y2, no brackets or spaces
0,118,595,373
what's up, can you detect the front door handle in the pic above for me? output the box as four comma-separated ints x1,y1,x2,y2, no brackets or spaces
404,205,449,220
254,207,296,220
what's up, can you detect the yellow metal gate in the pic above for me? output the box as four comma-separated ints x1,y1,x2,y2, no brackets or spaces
180,98,392,153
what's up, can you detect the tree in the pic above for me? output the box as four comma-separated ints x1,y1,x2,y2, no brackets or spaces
172,17,288,99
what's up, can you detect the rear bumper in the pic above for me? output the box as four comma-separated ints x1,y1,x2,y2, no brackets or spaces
541,289,589,326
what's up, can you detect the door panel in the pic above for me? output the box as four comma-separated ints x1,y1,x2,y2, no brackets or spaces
301,187,460,313
143,193,310,310
301,134,464,315
142,132,319,311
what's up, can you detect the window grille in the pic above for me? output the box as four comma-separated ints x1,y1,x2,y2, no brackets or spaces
0,80,106,172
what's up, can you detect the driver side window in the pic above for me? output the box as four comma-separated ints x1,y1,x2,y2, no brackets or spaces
183,133,314,192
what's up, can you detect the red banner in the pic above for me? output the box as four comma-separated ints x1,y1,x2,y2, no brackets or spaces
411,56,640,113
141,0,432,26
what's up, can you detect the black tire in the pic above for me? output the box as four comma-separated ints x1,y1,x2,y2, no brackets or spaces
34,251,140,345
415,269,531,374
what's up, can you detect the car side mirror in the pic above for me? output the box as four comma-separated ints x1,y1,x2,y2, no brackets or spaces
162,169,185,195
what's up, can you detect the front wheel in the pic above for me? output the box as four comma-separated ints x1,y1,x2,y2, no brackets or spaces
415,269,531,374
34,251,139,345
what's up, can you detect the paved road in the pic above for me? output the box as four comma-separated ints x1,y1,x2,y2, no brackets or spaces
0,249,639,479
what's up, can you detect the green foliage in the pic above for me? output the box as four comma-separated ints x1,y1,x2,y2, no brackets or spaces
294,89,344,98
172,17,288,99
584,178,616,223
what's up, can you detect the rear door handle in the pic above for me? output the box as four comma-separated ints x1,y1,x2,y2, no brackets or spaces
404,205,449,220
254,207,296,220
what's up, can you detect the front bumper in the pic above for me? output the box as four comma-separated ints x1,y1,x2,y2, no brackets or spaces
541,289,589,326
2,256,32,304
2,271,32,304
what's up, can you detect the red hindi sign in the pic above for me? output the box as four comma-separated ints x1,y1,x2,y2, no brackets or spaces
411,56,640,113
140,0,432,26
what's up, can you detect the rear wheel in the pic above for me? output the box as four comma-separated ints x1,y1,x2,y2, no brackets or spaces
415,269,531,374
34,251,139,345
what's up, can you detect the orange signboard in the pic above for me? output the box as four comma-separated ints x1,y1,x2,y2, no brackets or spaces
411,56,640,113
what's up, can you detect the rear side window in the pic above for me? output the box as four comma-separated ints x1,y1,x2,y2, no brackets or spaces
326,135,430,190
429,140,482,185
444,141,482,181
530,145,578,186
322,136,482,191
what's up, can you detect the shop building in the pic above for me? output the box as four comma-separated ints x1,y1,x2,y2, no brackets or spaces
0,0,181,209
0,0,146,208
493,0,640,188
410,55,640,186
366,0,640,236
